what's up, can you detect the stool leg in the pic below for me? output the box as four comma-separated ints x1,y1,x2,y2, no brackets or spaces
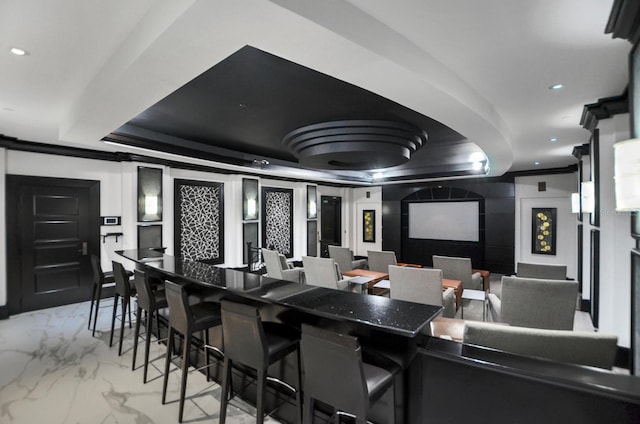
203,329,211,381
88,283,97,330
256,367,266,424
295,348,303,424
143,308,153,383
178,332,191,423
162,327,175,405
118,296,128,356
132,306,142,370
219,357,232,424
109,293,120,347
303,395,314,424
92,283,103,337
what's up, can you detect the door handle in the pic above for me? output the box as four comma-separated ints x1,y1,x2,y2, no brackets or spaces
80,241,88,256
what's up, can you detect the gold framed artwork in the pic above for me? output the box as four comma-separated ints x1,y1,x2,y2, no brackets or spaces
363,209,375,243
531,207,556,255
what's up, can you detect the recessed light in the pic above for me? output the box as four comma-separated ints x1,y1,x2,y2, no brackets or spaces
549,83,563,90
534,161,540,166
10,47,28,56
549,137,558,142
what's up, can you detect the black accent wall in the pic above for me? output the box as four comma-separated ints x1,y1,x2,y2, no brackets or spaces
382,175,515,274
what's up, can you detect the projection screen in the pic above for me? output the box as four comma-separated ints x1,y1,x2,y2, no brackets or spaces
408,201,479,242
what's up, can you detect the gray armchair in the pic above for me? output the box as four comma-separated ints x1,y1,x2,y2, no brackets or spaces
262,248,304,283
463,321,618,369
388,265,455,318
432,255,483,290
328,245,367,275
302,256,356,292
487,276,578,330
516,262,567,280
367,250,397,274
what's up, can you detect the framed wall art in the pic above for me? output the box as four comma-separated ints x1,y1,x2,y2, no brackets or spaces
363,209,375,243
531,207,556,255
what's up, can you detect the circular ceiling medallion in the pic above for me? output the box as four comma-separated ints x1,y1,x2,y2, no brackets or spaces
283,120,427,170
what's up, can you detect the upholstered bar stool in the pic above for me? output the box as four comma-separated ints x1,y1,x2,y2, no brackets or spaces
89,254,134,337
109,261,137,355
219,299,302,424
131,269,168,383
162,280,223,423
300,324,401,424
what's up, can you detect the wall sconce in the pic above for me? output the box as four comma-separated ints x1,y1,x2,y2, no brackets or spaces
571,192,580,214
137,166,162,222
581,181,595,214
242,178,259,220
307,185,317,219
614,138,640,211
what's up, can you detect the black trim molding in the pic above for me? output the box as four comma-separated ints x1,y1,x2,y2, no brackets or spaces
606,0,640,44
580,92,629,132
0,305,8,320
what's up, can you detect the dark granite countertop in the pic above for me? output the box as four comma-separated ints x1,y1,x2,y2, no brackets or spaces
116,249,442,337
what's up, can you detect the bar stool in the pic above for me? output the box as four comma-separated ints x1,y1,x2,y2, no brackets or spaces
219,299,302,424
300,323,401,424
162,280,223,423
109,261,137,355
88,254,115,336
131,269,168,383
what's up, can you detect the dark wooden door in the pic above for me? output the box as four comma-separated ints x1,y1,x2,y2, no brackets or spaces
7,176,100,314
320,196,341,257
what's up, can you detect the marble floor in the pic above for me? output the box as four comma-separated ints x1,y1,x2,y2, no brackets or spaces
0,299,281,424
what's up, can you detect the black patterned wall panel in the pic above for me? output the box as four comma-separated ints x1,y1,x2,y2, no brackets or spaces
262,187,294,257
174,179,224,264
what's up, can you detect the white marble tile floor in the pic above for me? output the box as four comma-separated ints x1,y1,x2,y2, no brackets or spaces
0,300,282,424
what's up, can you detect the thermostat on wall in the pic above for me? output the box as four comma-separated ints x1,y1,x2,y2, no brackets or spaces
101,216,121,226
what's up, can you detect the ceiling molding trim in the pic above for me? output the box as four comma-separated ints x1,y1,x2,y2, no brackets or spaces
572,144,591,160
580,91,629,132
506,165,578,178
606,0,640,44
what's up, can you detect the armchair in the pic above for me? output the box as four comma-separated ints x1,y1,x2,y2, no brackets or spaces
328,245,367,275
516,262,567,280
367,250,397,273
262,248,304,283
432,255,483,290
302,256,356,292
487,276,578,330
388,265,455,318
463,321,618,369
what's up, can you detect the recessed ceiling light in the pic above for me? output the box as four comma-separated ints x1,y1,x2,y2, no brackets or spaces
10,47,28,56
549,83,563,90
549,137,558,142
534,161,540,166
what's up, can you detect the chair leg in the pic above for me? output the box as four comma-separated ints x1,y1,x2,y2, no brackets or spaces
178,332,191,423
162,327,175,405
203,329,211,381
109,293,120,347
219,357,232,424
132,306,142,371
303,395,314,424
143,308,153,383
92,283,103,337
88,283,97,330
256,367,266,424
295,348,303,424
118,296,128,356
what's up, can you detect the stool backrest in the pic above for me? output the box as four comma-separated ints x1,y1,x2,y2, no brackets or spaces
220,300,267,369
90,254,104,285
133,270,154,311
164,280,191,335
112,261,131,297
300,324,368,416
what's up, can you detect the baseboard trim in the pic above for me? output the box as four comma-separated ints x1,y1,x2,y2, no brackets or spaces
0,305,9,320
580,299,591,312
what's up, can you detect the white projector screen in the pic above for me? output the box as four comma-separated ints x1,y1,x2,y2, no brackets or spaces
409,201,479,242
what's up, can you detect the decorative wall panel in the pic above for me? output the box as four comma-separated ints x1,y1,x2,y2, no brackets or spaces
262,187,294,257
174,179,224,264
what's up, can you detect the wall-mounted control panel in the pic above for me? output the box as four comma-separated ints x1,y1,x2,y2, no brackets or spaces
101,216,121,226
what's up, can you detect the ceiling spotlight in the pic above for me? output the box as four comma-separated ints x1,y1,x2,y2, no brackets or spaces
10,47,28,56
472,161,483,171
549,83,563,90
549,137,558,142
469,152,485,162
372,172,383,179
534,161,540,166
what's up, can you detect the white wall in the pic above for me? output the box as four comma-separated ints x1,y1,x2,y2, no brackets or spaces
515,173,578,279
0,148,6,307
595,113,634,347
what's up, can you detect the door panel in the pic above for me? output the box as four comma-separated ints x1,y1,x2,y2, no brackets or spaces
320,196,341,257
7,176,100,314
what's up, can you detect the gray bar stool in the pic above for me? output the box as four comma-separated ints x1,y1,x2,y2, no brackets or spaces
131,269,168,383
300,323,401,424
109,260,137,355
219,299,302,424
162,280,223,423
